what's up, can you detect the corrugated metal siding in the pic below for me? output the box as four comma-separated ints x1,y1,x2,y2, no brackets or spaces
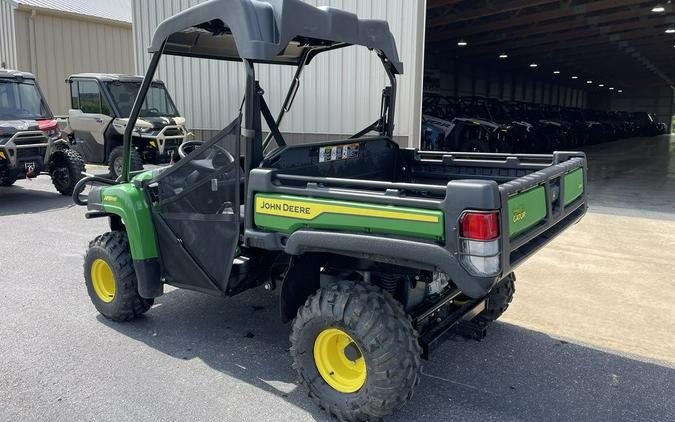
13,0,132,23
132,0,424,145
13,9,134,114
0,0,17,69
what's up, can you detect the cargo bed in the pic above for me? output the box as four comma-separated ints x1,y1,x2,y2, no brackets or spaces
245,137,587,297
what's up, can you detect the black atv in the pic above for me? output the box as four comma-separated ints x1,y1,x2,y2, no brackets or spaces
0,70,84,194
421,95,499,152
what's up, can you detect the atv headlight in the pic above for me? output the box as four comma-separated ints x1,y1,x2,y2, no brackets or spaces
136,126,154,134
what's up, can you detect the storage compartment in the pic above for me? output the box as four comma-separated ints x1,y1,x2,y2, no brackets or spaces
262,136,563,198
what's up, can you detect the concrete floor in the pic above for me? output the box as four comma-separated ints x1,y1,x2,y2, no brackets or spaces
0,134,673,421
507,134,675,365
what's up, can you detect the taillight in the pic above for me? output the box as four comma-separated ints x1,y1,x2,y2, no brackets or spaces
460,212,499,240
459,211,501,276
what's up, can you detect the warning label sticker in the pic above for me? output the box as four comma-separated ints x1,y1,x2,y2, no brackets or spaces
318,143,360,163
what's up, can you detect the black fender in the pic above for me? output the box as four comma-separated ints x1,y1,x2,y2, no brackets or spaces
283,230,498,299
279,254,321,323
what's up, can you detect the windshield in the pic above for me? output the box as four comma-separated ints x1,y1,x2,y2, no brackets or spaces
0,80,50,120
106,82,180,118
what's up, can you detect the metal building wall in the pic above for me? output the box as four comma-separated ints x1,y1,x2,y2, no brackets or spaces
0,0,17,69
12,8,134,114
131,0,425,146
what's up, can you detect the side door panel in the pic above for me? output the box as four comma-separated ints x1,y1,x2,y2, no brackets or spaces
150,118,241,295
68,80,113,163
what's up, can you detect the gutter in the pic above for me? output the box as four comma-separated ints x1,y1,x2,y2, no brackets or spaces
14,3,132,28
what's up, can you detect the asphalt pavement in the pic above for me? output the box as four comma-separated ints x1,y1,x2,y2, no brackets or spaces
1,144,674,422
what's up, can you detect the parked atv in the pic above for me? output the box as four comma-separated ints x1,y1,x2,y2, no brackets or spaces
62,74,192,179
483,98,535,153
422,95,499,152
632,112,666,136
72,1,588,420
0,70,84,194
518,102,572,152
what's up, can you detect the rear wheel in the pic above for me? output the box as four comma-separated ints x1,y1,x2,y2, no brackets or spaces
50,149,85,195
291,281,421,421
84,231,153,321
474,273,516,325
108,146,143,180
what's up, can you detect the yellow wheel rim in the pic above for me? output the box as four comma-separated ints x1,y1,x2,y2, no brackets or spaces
313,328,366,393
91,259,116,303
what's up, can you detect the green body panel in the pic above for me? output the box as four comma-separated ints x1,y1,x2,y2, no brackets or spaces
507,186,547,238
254,194,445,241
563,168,584,206
100,183,158,260
132,170,155,183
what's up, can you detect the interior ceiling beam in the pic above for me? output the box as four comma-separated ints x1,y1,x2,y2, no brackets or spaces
462,8,665,47
457,32,665,61
427,0,559,28
427,0,464,11
427,0,645,37
454,19,671,59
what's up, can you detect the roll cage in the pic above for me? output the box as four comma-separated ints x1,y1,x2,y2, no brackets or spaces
121,0,403,196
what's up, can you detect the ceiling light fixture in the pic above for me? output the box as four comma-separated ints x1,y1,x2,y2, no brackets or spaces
651,5,665,12
457,39,468,47
666,28,675,33
499,53,508,59
571,75,579,79
599,84,605,87
586,80,593,83
609,87,615,90
618,89,623,93
529,63,538,68
553,70,561,74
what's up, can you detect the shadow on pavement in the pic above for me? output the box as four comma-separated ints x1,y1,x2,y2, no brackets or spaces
102,287,675,422
0,185,76,216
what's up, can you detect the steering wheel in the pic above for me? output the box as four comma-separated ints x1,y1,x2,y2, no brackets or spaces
178,141,204,159
177,140,236,167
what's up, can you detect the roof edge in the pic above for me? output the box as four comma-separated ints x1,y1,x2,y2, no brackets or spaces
14,3,132,27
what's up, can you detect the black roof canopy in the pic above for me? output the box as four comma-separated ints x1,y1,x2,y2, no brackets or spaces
148,0,403,74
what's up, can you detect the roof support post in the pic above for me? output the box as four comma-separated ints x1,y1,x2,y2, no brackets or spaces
243,59,262,200
122,49,161,182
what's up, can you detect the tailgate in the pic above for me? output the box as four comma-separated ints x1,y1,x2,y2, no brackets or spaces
499,152,587,272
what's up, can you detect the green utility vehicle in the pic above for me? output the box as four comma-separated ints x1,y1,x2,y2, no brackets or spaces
73,1,588,420
63,73,191,179
0,70,84,194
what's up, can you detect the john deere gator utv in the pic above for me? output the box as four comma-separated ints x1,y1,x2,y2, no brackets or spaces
63,73,191,179
72,1,588,420
0,70,84,194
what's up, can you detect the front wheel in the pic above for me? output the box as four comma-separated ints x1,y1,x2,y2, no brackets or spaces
50,149,85,195
108,146,143,180
291,281,421,421
0,173,16,187
84,231,153,321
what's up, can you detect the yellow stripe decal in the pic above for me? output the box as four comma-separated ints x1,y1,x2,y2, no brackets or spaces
255,196,440,223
